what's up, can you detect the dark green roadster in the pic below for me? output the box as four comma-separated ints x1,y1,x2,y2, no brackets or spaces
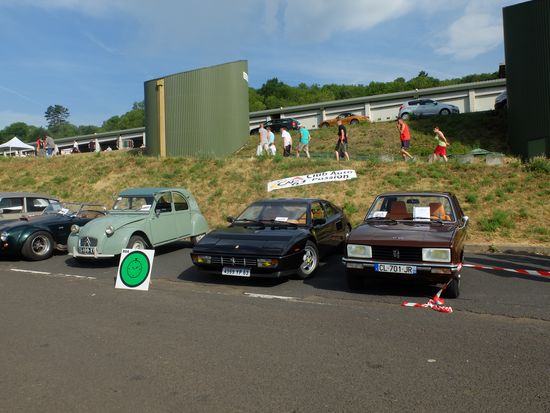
0,201,106,261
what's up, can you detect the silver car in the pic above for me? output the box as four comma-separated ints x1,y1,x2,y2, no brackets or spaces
398,99,460,119
0,192,59,221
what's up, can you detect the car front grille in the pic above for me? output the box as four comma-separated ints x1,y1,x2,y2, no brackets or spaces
78,237,98,247
372,246,422,262
211,256,258,267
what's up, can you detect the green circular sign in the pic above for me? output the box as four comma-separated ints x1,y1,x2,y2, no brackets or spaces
120,251,150,288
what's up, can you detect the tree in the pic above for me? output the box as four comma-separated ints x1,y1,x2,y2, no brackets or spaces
45,105,70,130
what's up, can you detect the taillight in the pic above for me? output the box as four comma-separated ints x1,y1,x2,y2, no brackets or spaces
292,121,296,128
399,105,404,110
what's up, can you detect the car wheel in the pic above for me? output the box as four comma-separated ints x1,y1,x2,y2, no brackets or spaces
439,109,450,115
296,241,319,279
346,269,364,290
191,233,205,246
22,231,54,261
350,119,359,125
400,113,409,120
127,235,149,250
320,123,329,128
443,277,460,298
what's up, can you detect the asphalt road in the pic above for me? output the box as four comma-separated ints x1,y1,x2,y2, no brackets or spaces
1,245,549,412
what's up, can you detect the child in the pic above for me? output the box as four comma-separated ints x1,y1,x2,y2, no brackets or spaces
430,126,449,162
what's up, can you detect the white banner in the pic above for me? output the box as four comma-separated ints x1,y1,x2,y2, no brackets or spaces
267,170,357,192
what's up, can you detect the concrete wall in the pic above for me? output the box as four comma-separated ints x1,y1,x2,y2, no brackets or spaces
250,79,506,130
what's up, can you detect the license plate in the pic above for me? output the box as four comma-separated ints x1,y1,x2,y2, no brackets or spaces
374,263,416,275
222,267,251,277
78,246,96,255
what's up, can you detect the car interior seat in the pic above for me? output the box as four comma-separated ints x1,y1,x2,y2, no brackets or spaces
387,201,411,220
429,202,451,221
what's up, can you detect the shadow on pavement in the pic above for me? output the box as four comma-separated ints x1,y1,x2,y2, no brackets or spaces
465,253,550,283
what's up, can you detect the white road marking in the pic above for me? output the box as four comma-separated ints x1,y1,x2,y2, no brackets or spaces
10,268,96,280
244,292,298,301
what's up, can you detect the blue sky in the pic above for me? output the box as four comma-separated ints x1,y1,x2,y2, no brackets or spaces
0,0,520,129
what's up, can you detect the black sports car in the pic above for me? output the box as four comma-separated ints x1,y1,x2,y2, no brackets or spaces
190,198,350,279
0,201,106,261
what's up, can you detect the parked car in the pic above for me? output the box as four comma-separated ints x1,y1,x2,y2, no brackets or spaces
0,201,106,261
191,198,350,279
249,118,301,135
398,99,459,119
319,112,369,128
343,192,468,298
494,90,507,111
67,187,208,260
0,192,59,221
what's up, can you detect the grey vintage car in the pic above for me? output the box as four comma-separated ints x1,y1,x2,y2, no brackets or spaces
67,187,208,259
0,192,59,221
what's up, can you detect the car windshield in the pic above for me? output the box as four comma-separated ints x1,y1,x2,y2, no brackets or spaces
366,195,455,222
43,201,81,216
236,203,308,225
112,196,154,212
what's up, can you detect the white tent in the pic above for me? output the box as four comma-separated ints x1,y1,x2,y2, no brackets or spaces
0,137,35,155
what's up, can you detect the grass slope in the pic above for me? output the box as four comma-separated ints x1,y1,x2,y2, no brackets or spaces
1,112,548,246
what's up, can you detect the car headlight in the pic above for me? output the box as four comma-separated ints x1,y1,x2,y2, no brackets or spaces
347,244,372,258
191,254,211,264
1,231,8,242
105,225,114,236
422,248,451,262
257,258,279,268
70,224,80,234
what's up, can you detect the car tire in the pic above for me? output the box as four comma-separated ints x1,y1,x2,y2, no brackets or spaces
443,277,460,298
127,235,149,250
22,231,54,261
400,113,409,120
439,109,450,115
191,233,205,246
346,269,364,290
350,119,359,125
320,123,329,128
296,241,319,279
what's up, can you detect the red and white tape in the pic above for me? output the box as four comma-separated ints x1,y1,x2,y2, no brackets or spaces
401,280,453,314
463,264,550,277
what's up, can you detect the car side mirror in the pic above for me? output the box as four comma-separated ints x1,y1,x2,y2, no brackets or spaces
313,218,326,226
461,215,469,229
155,208,161,217
226,216,234,223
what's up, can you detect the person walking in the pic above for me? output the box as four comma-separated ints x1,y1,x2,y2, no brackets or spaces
335,120,350,161
397,118,413,161
36,136,44,157
296,124,311,158
45,134,55,157
430,126,450,162
257,123,269,156
267,126,276,155
281,126,292,157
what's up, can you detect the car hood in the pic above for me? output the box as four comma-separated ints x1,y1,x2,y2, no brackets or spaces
194,226,307,255
77,214,146,236
348,221,457,247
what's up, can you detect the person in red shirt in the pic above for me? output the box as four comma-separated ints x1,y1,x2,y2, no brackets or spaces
397,118,413,161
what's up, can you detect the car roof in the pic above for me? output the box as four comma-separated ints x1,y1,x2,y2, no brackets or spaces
252,198,327,205
0,192,58,199
376,191,455,198
119,187,192,197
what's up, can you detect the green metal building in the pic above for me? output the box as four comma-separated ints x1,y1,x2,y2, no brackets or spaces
144,61,249,157
503,0,550,158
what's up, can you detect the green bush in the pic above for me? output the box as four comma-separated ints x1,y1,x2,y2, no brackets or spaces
479,209,515,232
525,157,550,174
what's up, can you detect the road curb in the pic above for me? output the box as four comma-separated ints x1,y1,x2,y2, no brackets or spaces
465,243,550,256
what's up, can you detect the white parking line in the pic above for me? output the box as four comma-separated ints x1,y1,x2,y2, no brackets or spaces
10,268,96,280
244,292,298,301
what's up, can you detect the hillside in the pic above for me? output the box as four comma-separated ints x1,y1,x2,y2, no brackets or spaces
1,112,548,247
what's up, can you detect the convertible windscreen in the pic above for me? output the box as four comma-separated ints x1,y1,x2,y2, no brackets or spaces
112,196,154,212
366,195,455,222
237,203,308,225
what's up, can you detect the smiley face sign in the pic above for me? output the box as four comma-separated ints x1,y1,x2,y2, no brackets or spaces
116,249,155,291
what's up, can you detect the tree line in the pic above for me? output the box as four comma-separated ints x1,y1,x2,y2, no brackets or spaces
0,71,498,143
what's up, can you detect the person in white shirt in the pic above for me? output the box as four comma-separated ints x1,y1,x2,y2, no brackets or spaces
281,126,292,157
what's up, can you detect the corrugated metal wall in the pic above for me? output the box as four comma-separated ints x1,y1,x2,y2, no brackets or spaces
144,61,249,157
504,0,550,158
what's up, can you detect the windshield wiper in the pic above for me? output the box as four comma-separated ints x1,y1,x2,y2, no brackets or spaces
261,219,298,228
366,217,398,224
234,219,265,227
